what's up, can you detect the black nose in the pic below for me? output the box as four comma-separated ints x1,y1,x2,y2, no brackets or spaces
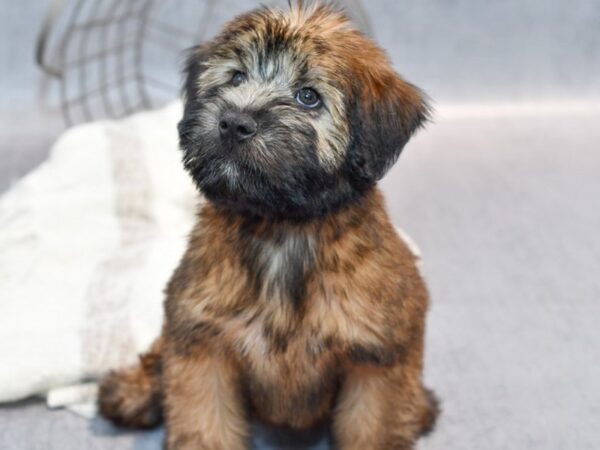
219,111,257,141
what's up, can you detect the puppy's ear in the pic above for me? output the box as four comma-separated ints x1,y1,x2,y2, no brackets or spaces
181,43,215,107
348,73,430,186
179,43,216,151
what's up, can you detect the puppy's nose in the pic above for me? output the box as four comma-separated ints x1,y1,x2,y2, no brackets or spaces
219,112,257,141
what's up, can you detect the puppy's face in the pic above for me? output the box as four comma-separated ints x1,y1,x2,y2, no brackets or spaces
179,4,429,220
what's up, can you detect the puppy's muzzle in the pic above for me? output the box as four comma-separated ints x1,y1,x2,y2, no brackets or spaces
219,111,257,142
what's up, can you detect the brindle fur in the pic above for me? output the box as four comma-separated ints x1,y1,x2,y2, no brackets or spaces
99,3,438,449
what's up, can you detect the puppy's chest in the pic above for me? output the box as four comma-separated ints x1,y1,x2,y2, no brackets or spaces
225,315,339,426
242,230,315,307
226,313,331,367
207,228,395,360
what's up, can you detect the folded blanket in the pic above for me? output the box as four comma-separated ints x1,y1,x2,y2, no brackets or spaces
0,102,197,414
0,101,420,417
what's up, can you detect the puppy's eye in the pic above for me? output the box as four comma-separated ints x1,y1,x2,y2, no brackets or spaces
296,88,321,108
231,71,246,87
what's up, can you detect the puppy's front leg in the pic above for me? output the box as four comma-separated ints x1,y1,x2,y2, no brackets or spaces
162,343,249,450
333,364,437,450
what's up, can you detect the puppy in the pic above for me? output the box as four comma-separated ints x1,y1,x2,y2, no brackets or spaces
99,3,438,449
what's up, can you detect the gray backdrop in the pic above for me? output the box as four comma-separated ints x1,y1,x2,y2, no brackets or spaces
1,1,599,449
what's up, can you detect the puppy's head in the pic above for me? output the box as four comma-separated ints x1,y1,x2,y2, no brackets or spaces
179,3,429,220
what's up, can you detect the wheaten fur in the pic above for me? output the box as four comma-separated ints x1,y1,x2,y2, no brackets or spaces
99,3,437,449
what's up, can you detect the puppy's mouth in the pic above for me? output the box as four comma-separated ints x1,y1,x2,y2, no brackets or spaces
211,110,267,169
190,109,267,190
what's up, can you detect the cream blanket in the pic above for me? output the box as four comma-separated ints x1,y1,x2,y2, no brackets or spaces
0,102,196,415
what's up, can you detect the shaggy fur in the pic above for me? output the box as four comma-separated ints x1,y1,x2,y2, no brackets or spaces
99,3,438,449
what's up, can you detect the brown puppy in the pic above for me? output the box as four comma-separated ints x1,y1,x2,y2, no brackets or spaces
98,3,438,449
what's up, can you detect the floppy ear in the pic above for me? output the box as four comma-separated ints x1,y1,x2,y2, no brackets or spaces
347,74,430,186
178,43,216,150
181,43,216,108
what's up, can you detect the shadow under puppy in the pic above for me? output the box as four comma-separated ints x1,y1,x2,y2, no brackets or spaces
99,3,438,449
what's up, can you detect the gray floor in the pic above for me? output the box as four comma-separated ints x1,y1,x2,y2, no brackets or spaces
1,0,600,449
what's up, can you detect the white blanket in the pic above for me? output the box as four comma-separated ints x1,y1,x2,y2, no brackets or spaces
0,101,420,417
0,102,197,414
